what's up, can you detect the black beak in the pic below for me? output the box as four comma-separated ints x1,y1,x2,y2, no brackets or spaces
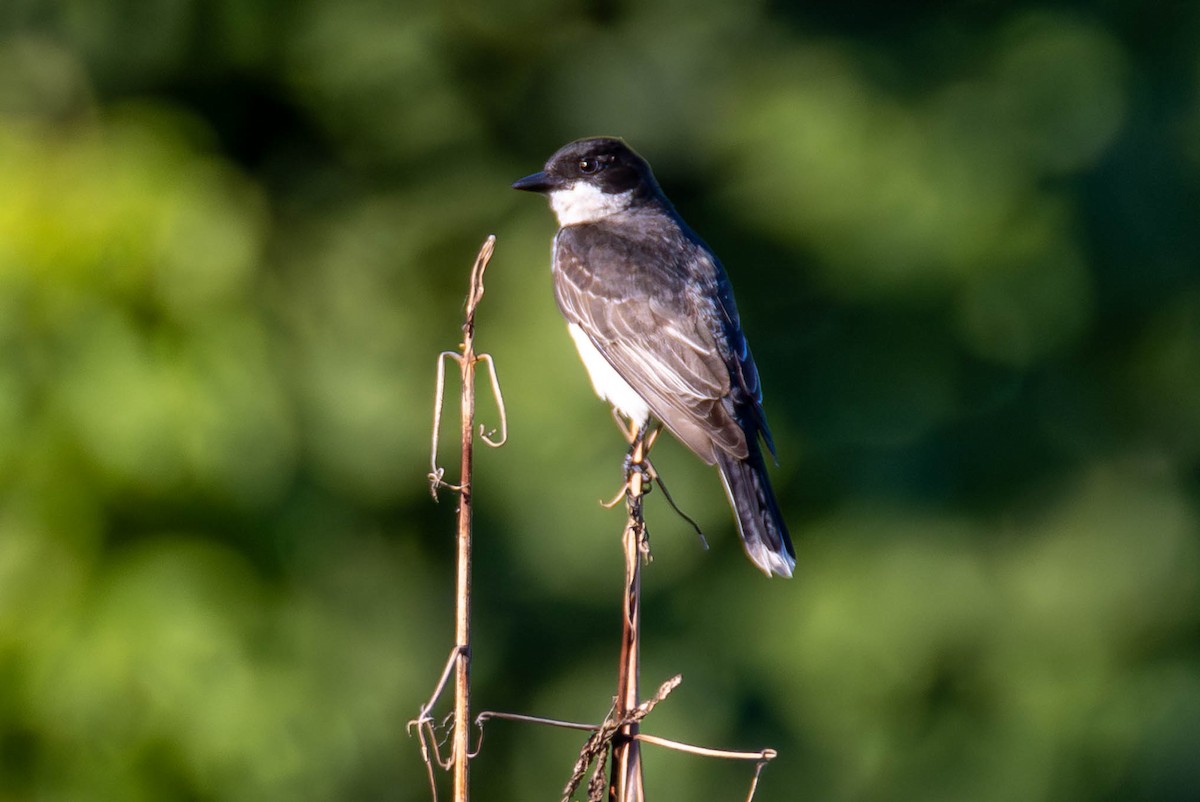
512,171,561,193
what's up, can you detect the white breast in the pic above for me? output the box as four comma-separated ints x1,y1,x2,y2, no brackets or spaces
567,323,651,425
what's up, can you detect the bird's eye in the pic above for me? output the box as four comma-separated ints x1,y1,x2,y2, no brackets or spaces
578,157,602,174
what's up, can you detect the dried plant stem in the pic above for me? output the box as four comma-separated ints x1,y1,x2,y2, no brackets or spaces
611,431,649,802
418,235,504,802
451,236,498,802
476,708,776,764
451,338,474,796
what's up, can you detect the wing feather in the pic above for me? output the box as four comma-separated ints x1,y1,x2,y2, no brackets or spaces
552,222,752,463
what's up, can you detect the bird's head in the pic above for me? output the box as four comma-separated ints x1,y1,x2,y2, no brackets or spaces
513,137,661,226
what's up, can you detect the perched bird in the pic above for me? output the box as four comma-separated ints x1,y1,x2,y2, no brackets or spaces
513,137,795,578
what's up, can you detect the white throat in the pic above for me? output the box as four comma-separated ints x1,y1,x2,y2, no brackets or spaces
549,182,634,226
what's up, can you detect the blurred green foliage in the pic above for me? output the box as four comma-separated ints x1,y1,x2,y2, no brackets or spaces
0,1,1198,800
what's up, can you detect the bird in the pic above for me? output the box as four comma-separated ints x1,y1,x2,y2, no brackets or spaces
512,137,795,578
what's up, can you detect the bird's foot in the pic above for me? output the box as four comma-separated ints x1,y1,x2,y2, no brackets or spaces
621,451,655,488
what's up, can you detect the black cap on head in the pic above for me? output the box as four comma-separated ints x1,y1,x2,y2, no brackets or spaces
512,137,659,198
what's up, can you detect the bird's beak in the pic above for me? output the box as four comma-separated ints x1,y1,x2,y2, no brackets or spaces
512,171,561,193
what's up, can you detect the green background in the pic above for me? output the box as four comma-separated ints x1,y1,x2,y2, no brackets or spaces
1,1,1199,800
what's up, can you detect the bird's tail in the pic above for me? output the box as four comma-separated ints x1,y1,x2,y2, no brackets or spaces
715,442,795,578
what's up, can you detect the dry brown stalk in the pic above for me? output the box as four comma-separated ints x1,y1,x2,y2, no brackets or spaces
610,427,650,802
558,675,682,802
413,235,506,802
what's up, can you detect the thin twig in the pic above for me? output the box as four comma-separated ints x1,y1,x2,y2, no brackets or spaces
476,710,598,733
631,734,776,763
413,235,503,802
610,424,650,802
409,646,464,741
475,705,775,762
474,353,507,446
561,675,681,802
449,236,495,802
742,756,773,802
478,693,778,802
407,647,464,802
430,351,465,498
428,237,506,500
